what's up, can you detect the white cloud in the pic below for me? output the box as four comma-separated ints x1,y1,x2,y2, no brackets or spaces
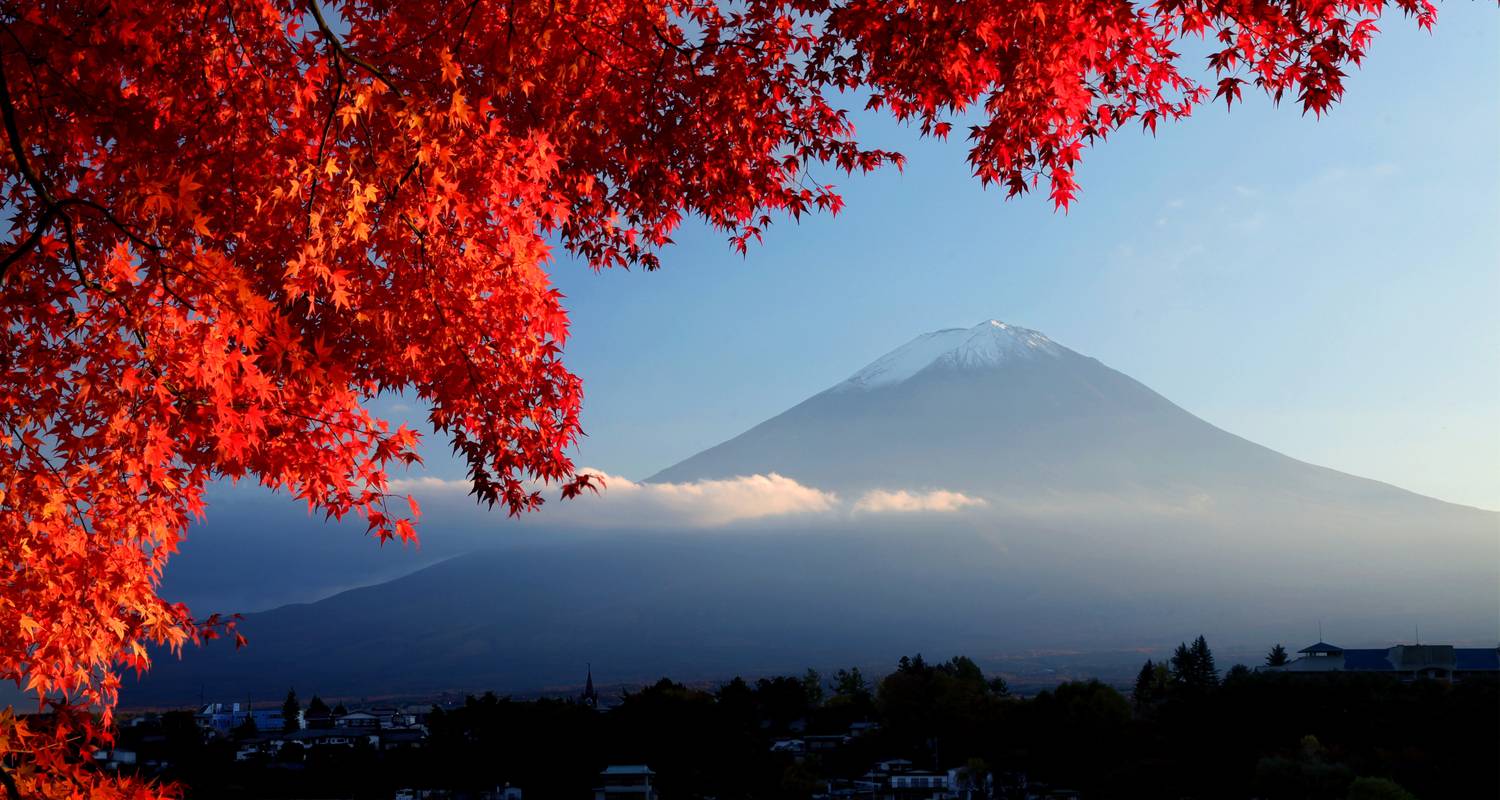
852,489,988,514
391,470,837,528
572,470,838,527
390,471,988,528
388,476,467,493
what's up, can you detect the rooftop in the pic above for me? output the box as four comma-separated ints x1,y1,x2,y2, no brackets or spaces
601,765,654,775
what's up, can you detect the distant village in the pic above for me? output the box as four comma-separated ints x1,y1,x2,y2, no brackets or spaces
92,640,1497,799
103,693,1090,799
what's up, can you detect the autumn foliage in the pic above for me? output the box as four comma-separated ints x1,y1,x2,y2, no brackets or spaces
0,0,1457,795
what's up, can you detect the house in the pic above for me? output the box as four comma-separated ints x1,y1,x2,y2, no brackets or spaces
195,702,284,734
1267,641,1500,680
806,734,851,753
594,765,657,800
945,765,992,799
377,728,428,750
92,749,137,770
335,710,382,729
890,772,950,791
270,728,376,749
366,705,398,725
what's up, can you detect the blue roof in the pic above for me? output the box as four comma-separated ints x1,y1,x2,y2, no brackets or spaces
1341,649,1393,671
1298,641,1343,654
1455,648,1500,671
602,766,653,775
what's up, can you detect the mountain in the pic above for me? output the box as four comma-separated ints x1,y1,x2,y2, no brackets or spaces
126,320,1499,706
650,320,1449,511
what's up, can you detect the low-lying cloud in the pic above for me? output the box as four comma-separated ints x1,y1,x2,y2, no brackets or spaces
388,471,987,529
852,489,988,514
574,470,838,527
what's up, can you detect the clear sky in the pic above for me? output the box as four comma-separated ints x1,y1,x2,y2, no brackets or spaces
529,6,1499,511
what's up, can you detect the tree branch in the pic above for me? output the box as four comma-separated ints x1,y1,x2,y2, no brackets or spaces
306,1,402,96
0,761,19,800
0,42,59,283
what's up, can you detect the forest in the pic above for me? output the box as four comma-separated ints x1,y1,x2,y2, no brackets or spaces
103,641,1498,799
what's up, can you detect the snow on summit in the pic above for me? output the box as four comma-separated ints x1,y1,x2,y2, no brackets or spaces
838,320,1063,390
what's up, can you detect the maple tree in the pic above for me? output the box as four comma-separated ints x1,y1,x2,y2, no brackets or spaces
0,0,1467,795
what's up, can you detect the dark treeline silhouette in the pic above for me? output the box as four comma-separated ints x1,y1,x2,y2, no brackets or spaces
114,640,1497,799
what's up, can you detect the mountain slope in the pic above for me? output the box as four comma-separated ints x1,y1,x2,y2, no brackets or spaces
649,320,1458,514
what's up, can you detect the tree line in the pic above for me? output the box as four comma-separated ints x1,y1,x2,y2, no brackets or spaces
102,637,1497,799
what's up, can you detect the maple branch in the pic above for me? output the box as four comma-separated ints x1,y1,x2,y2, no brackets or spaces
307,1,401,96
0,31,178,299
57,198,164,254
1,418,90,535
454,0,482,56
0,38,143,292
0,43,59,283
638,4,754,59
0,205,56,277
306,54,345,234
0,760,20,800
0,50,51,205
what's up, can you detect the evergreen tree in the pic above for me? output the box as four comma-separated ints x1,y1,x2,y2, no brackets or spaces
896,654,931,675
1169,636,1220,691
281,689,300,732
716,676,756,725
1133,659,1158,706
834,668,868,700
1190,636,1220,688
1266,643,1290,667
1170,642,1195,688
801,668,824,708
232,715,258,740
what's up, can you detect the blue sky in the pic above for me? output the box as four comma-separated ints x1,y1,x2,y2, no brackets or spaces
529,7,1499,511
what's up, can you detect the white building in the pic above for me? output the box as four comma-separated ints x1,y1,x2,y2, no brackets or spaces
594,765,657,800
891,772,951,791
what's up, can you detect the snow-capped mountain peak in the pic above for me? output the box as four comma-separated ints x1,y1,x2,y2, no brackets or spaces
838,319,1064,391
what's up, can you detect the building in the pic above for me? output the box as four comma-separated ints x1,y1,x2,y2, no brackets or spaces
594,765,657,800
335,710,382,729
1268,641,1500,680
195,702,284,734
805,733,851,753
890,772,951,791
378,728,429,750
92,749,137,770
826,760,996,800
581,664,599,709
